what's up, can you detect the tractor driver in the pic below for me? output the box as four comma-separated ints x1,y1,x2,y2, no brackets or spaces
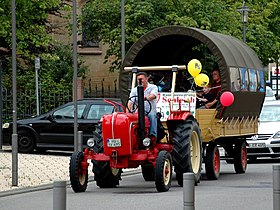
128,72,158,141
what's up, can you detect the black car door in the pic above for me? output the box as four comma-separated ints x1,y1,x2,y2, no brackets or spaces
39,103,87,147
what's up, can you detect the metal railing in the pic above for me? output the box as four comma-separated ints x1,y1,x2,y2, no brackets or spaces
1,88,72,123
84,78,119,98
1,84,119,123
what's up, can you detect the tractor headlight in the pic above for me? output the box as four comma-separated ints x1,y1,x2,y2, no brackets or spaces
87,138,95,148
143,138,151,147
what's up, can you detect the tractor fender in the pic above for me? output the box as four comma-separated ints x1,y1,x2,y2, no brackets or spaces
167,111,194,122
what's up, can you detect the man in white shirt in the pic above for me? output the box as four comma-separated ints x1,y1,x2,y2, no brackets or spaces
128,72,158,140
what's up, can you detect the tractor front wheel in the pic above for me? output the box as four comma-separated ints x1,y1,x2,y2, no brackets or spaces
155,151,172,192
69,151,88,192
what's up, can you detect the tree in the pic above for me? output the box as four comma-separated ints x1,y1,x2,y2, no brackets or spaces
0,0,86,92
81,0,279,71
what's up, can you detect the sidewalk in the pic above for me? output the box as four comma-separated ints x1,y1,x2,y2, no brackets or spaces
0,146,140,196
0,146,71,193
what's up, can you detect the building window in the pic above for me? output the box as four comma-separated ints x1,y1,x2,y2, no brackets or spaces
81,21,99,48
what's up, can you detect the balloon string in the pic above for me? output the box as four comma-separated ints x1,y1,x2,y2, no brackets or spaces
190,80,195,90
220,106,225,118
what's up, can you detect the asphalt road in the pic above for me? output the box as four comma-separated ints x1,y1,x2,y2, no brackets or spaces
0,159,279,210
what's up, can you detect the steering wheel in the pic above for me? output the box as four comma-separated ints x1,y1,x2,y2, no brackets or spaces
126,96,152,115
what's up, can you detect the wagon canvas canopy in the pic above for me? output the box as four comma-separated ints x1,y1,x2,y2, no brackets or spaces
119,26,265,118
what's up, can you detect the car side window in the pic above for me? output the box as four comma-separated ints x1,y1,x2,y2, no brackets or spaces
53,104,86,120
87,104,115,119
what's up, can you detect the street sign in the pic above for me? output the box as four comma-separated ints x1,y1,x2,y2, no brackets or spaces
35,57,40,69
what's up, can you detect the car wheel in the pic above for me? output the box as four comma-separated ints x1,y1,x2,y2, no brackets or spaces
18,130,35,153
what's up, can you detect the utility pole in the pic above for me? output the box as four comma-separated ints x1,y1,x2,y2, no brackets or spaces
121,0,125,62
12,0,18,186
35,57,40,116
73,0,78,151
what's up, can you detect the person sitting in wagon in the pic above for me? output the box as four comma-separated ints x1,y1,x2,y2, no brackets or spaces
196,85,215,108
205,68,221,109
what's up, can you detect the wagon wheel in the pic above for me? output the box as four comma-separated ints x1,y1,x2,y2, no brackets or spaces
69,151,88,192
155,150,172,192
234,141,247,174
126,95,152,115
205,143,220,180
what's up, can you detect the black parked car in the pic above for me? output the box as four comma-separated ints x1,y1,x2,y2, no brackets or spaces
2,98,124,153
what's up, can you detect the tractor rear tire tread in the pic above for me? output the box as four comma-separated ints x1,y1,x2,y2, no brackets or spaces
92,124,121,188
172,119,202,185
141,163,155,181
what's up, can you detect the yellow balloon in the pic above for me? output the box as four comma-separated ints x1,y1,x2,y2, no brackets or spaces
194,73,209,87
187,59,202,77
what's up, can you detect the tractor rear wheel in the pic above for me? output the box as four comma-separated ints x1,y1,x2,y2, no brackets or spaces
234,141,247,174
141,162,155,181
172,119,202,186
155,151,172,192
205,143,220,180
69,151,88,192
92,124,122,188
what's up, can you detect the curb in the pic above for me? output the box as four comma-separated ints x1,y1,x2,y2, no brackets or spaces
0,168,141,198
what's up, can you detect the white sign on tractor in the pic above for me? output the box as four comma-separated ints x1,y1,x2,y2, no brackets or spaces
157,91,196,121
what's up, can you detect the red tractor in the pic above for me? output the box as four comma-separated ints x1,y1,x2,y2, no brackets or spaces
69,65,202,192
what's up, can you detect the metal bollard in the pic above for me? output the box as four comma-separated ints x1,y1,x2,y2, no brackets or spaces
273,165,280,210
183,173,195,210
78,131,83,152
12,134,18,186
53,180,66,210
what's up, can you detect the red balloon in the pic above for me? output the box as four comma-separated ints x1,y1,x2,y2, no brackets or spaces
220,91,234,107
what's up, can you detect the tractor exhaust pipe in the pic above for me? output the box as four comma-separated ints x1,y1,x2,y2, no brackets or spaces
137,78,145,141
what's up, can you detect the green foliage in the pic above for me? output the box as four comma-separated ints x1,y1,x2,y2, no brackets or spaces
0,0,61,59
81,0,280,71
2,43,87,92
0,0,87,93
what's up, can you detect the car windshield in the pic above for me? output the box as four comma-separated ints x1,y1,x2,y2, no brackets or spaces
259,105,280,122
